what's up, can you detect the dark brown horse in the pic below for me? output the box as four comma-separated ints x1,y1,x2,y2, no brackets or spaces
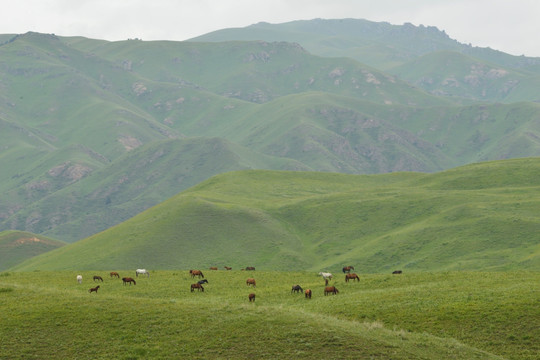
224,266,232,270
324,286,339,295
93,275,103,282
342,266,355,273
392,270,403,274
305,289,312,299
244,266,255,271
110,272,120,278
189,270,204,278
246,278,256,287
209,267,218,270
191,283,204,292
122,277,136,285
248,293,256,302
89,285,100,293
291,285,303,293
345,273,360,282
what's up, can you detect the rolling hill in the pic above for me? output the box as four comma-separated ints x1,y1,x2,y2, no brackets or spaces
2,19,540,243
0,230,65,270
11,158,540,272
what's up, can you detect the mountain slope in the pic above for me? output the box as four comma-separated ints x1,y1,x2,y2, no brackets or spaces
0,231,65,270
11,158,540,272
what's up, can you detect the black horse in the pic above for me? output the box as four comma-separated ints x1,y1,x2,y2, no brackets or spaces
198,279,208,284
291,285,303,293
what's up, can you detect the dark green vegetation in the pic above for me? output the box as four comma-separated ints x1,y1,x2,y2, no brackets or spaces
12,158,540,272
2,19,540,242
0,270,537,359
0,231,65,271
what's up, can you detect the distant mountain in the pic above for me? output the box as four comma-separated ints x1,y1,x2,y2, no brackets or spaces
0,231,65,270
11,158,540,272
1,19,540,242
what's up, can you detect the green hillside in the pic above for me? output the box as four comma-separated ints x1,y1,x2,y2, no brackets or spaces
3,270,536,359
0,231,65,270
12,158,540,272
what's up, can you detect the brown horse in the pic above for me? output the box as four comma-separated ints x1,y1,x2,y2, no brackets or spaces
209,267,218,270
392,270,403,274
224,266,232,270
122,277,136,285
191,283,204,292
246,278,256,287
93,275,103,282
248,293,256,302
244,266,255,271
110,272,120,278
89,285,100,293
189,270,204,278
342,266,355,273
324,286,339,295
345,273,360,282
305,289,312,299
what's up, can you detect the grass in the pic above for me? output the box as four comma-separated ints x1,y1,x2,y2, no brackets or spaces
0,270,537,359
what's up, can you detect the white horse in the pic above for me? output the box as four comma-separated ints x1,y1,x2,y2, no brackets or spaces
77,275,82,284
136,269,149,277
318,272,333,280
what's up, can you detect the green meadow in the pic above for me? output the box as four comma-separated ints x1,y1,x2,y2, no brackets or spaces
1,270,538,359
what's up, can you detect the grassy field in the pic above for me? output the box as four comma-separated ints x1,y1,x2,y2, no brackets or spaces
1,270,537,359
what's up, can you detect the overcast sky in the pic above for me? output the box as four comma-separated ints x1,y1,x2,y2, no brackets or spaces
1,0,539,57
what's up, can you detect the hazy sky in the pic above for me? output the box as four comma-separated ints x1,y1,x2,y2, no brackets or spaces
1,0,539,57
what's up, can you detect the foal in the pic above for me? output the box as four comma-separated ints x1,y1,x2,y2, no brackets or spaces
89,285,100,293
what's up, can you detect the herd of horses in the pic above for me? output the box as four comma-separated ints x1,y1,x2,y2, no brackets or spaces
79,266,403,300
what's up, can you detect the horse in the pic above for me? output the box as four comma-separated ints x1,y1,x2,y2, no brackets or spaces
198,279,208,285
224,266,232,270
291,285,303,294
189,270,204,278
135,269,149,277
122,277,136,285
244,266,255,271
345,273,360,282
392,270,403,274
248,293,256,302
89,285,100,293
342,266,355,273
110,272,120,278
76,275,82,284
305,289,312,299
324,286,339,295
93,275,103,282
209,267,218,270
191,283,204,292
246,278,256,287
318,272,333,280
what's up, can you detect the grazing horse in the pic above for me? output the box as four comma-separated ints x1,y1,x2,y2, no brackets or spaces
189,270,204,278
77,275,82,284
324,286,339,295
246,278,256,287
89,285,100,293
209,267,218,270
122,277,136,285
244,266,255,271
191,283,204,292
248,293,256,302
345,273,360,282
291,285,303,294
305,289,312,299
93,275,103,282
110,272,120,278
342,266,355,273
198,279,208,285
224,266,232,270
135,269,149,277
392,270,403,274
318,272,333,280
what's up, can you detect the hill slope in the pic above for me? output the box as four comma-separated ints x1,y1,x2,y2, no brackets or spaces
12,158,540,272
0,231,65,270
